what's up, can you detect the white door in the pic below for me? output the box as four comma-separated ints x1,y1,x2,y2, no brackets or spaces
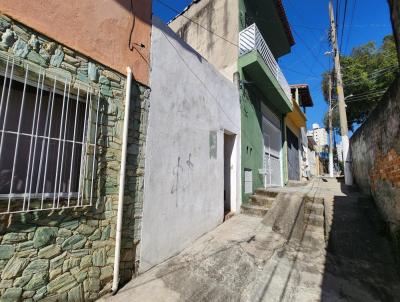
262,108,282,187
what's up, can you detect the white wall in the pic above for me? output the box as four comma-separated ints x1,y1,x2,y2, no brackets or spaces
169,0,239,81
139,17,241,272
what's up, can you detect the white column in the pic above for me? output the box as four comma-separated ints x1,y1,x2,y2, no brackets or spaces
342,135,353,185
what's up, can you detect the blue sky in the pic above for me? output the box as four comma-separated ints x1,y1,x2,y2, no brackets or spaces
153,0,393,136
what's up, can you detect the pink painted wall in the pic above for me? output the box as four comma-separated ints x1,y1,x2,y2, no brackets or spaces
0,0,151,86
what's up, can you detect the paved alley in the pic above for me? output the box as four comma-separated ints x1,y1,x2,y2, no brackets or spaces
100,178,400,302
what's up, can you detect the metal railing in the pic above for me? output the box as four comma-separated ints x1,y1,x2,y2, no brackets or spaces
0,55,101,214
239,23,292,101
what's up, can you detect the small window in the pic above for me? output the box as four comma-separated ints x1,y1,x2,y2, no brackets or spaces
244,168,253,194
0,58,100,214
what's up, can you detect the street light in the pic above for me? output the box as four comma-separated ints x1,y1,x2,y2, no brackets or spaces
331,94,353,110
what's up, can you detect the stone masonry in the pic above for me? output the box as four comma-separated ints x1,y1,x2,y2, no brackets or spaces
351,74,400,265
0,14,149,301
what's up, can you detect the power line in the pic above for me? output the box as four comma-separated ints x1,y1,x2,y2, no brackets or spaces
291,27,329,70
344,0,357,54
158,29,271,160
346,94,386,103
331,89,386,103
341,64,398,78
336,0,341,32
280,66,319,78
281,32,327,78
286,0,331,74
330,90,386,105
329,91,386,110
347,89,387,99
286,0,325,46
155,0,238,47
339,0,349,54
343,65,398,86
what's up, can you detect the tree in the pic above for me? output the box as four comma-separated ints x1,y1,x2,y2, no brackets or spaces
323,109,341,130
321,35,398,130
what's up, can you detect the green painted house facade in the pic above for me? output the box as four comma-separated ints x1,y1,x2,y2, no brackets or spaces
238,0,295,202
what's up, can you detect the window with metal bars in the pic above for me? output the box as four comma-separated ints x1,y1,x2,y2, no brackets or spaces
0,57,100,214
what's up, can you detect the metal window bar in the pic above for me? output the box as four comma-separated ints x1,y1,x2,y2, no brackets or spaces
0,55,100,214
27,67,46,211
239,23,292,101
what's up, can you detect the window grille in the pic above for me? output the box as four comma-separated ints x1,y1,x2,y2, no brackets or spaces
0,55,101,214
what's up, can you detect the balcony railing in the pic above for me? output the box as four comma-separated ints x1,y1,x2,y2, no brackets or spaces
239,23,291,101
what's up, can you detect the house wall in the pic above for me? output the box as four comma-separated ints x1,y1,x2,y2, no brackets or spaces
350,75,400,263
140,18,241,272
0,0,152,86
240,82,284,199
169,0,239,81
0,15,150,301
285,117,301,181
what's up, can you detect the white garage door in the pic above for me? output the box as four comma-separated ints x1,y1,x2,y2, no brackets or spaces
262,107,282,187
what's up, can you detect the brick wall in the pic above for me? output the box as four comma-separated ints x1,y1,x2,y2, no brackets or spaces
351,75,400,263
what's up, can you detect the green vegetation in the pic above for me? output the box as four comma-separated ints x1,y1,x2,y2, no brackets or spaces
322,35,398,131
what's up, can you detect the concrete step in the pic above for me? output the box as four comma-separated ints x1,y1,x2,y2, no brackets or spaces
287,180,309,187
305,196,324,205
241,204,268,217
305,202,324,216
306,213,324,227
249,195,275,207
254,188,279,198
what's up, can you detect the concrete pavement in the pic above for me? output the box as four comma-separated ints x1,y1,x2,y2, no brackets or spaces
100,178,400,302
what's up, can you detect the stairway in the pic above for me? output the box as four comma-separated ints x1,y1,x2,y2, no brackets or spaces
304,196,325,227
241,188,278,217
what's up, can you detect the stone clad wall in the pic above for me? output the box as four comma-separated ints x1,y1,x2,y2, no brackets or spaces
0,14,149,301
350,75,400,264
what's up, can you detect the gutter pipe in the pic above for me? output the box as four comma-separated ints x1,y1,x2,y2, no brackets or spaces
112,67,132,294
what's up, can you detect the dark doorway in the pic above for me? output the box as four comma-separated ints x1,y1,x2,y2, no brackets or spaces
224,133,235,219
287,127,300,181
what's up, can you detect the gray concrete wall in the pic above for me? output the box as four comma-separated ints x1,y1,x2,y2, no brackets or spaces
139,17,241,272
169,0,239,81
350,75,400,262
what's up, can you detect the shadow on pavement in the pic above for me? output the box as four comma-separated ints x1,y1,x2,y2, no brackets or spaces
320,180,400,301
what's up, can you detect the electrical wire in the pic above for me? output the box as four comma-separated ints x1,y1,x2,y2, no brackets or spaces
280,66,319,78
291,27,329,70
343,0,357,54
336,0,341,33
128,0,149,66
346,90,387,100
330,90,387,108
158,29,273,160
339,0,349,54
343,66,398,86
156,0,238,47
157,0,328,84
286,0,324,46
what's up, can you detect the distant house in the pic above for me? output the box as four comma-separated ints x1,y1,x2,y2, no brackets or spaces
0,0,152,300
170,0,296,201
286,84,314,181
140,17,241,272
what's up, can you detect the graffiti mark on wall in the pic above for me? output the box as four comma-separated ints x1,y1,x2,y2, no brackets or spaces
171,153,194,207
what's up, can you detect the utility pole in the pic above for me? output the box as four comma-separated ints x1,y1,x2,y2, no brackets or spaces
328,74,334,177
329,1,353,185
